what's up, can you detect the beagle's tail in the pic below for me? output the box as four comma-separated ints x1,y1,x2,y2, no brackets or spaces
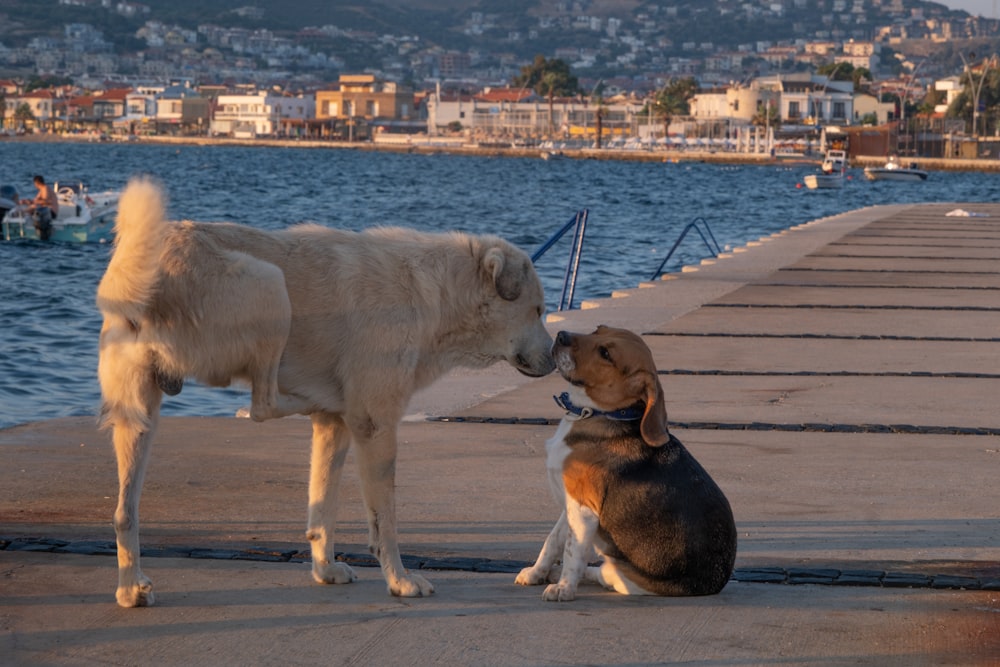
96,177,170,322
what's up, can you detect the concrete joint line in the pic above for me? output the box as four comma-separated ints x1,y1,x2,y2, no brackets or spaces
3,537,997,592
425,416,1000,436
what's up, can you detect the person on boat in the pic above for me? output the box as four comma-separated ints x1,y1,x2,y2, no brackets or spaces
23,175,58,241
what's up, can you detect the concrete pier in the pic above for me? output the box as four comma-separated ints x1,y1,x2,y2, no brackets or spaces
2,202,998,665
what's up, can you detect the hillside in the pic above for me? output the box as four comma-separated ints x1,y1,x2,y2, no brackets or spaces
0,0,975,51
0,0,990,81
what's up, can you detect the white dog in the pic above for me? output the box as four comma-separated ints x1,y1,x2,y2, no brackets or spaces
97,177,555,607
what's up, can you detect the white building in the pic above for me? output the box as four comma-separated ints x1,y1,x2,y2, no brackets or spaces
210,91,315,137
934,76,963,114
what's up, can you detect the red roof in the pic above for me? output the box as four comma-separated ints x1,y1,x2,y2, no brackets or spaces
475,88,535,103
66,96,95,108
96,88,132,101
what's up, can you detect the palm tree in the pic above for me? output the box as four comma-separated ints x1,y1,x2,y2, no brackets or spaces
751,99,779,128
513,56,579,136
594,97,607,148
538,71,560,134
653,78,696,141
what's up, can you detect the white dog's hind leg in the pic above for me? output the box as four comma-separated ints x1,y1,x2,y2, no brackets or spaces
242,262,314,422
515,510,568,586
112,420,157,607
354,425,434,597
306,412,358,585
99,342,163,606
542,495,598,602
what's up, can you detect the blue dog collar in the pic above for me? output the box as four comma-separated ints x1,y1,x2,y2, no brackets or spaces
554,392,643,421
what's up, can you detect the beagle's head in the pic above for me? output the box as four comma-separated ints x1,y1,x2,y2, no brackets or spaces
552,325,669,446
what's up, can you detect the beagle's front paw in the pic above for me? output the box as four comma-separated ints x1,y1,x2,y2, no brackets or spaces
515,566,549,586
541,582,577,602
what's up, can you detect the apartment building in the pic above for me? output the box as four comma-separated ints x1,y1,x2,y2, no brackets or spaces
315,74,415,138
210,91,315,137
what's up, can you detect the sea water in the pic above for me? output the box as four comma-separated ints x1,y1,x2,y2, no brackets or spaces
1,141,996,428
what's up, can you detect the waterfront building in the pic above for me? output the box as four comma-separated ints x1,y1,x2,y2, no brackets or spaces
315,74,417,140
2,89,55,131
210,91,316,138
153,82,209,135
426,86,637,144
751,73,855,127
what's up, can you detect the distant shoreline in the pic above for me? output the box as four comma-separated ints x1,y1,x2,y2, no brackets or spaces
7,132,1000,172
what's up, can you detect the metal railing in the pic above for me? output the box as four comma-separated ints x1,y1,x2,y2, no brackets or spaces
533,211,721,311
649,217,722,280
531,209,588,311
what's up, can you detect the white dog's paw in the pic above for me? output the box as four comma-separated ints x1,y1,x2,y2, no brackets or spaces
116,575,155,608
515,566,550,586
312,561,358,585
388,572,435,597
541,582,577,602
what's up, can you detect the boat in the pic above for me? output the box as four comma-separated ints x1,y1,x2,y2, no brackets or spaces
863,155,928,182
1,182,119,243
539,140,567,160
803,149,847,190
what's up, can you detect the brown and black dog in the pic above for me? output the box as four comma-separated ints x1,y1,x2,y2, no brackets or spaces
516,326,736,601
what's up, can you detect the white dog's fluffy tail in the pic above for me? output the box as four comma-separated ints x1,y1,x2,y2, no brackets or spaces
96,177,169,321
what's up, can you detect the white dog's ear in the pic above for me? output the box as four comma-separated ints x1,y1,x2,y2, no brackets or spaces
639,372,670,447
483,247,523,301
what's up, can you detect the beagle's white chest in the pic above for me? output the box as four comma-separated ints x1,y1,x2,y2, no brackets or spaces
544,418,574,502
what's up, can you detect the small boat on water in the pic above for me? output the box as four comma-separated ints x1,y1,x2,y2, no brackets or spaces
863,155,928,182
803,149,847,190
1,182,119,243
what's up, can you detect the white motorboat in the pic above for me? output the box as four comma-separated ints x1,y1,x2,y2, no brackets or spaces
803,149,847,190
863,155,928,182
1,182,119,243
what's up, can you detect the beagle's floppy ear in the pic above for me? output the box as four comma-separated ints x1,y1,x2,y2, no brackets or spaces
483,246,523,301
639,371,670,447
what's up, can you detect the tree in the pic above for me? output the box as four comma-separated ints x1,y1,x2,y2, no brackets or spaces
817,61,854,80
750,99,779,128
653,77,696,139
947,59,1000,135
512,55,579,135
850,67,873,93
512,55,579,97
25,75,71,93
14,103,34,130
816,61,872,92
592,91,609,148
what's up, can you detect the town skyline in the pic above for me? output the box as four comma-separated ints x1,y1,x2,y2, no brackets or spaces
1,0,998,92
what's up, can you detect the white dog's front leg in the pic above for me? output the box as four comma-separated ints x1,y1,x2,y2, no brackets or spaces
542,495,598,602
516,510,568,586
306,412,357,585
354,425,434,597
